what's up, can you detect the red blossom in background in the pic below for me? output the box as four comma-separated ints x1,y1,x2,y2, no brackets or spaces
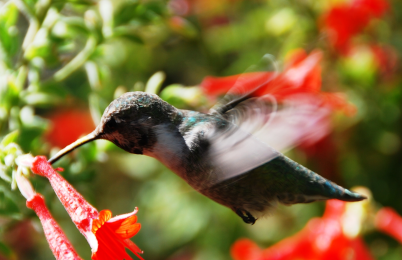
201,71,274,96
231,200,374,260
31,156,143,260
45,109,95,148
168,0,240,27
201,49,322,98
370,45,399,77
321,0,389,53
201,49,356,116
375,207,402,244
353,0,389,17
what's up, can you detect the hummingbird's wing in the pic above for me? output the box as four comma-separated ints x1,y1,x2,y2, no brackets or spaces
202,53,332,185
204,122,280,184
204,95,331,184
223,94,331,152
206,51,329,153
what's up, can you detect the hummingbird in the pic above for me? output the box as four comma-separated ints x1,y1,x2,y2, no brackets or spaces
48,91,365,224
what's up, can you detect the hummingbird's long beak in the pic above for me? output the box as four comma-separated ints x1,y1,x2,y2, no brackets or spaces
48,131,98,164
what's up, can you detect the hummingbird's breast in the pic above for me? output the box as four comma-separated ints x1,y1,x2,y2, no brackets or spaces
143,124,190,174
175,111,231,189
144,110,230,191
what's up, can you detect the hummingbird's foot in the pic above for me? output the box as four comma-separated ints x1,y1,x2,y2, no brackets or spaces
235,208,257,225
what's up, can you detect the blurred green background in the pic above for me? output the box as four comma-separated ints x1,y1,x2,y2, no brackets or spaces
0,0,402,259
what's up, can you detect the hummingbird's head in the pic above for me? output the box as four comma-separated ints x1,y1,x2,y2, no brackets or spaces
48,92,180,164
96,92,179,154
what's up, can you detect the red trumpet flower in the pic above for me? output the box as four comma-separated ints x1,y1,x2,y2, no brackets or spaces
31,156,143,260
27,194,83,260
15,171,83,260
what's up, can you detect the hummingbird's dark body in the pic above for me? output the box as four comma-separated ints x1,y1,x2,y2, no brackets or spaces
49,91,365,224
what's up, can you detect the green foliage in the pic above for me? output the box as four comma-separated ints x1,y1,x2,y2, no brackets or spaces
0,0,401,259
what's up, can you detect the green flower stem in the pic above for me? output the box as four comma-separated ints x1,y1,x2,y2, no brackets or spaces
15,66,28,90
21,16,39,51
13,0,36,22
15,0,52,50
35,0,52,24
15,0,52,68
52,37,98,82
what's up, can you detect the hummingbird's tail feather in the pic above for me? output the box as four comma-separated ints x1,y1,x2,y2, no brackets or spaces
276,180,366,206
295,174,367,204
272,155,367,205
318,181,367,202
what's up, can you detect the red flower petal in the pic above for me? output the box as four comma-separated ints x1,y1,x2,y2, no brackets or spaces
353,0,389,17
31,156,143,260
201,50,323,101
370,44,398,77
201,72,273,96
231,200,375,260
91,211,143,260
321,0,389,53
231,239,262,260
323,5,368,53
31,156,99,234
115,217,141,239
27,194,83,260
106,210,142,239
375,207,402,243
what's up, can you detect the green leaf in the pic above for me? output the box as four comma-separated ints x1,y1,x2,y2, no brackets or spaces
66,0,97,5
0,4,18,27
145,71,165,95
0,131,19,147
0,80,19,109
0,186,21,218
114,0,140,26
38,81,69,99
114,1,166,26
25,44,59,66
119,34,144,44
113,25,144,44
89,93,102,125
22,92,62,107
160,85,207,109
0,2,20,59
0,165,11,183
17,126,45,154
53,17,89,38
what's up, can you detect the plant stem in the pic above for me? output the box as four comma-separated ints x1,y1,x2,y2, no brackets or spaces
52,36,98,82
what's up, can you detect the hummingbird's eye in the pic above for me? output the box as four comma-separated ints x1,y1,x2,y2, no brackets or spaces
106,117,118,131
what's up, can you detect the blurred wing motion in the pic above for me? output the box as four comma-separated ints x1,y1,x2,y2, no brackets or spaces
208,53,279,115
204,121,280,184
206,94,330,184
224,94,331,152
202,50,332,184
